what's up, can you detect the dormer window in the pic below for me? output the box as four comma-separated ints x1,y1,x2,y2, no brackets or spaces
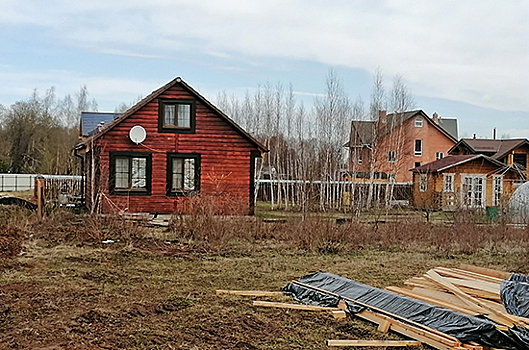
415,118,423,127
158,99,196,133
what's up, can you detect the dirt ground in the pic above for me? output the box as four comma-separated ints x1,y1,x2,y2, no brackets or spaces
0,211,528,349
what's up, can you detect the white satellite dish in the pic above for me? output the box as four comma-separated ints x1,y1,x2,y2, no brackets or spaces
129,125,146,144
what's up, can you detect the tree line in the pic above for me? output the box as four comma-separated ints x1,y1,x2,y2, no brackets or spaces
0,87,98,174
215,69,414,211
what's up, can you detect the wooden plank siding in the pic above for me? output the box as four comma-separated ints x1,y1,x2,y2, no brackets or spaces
413,158,518,210
86,84,262,214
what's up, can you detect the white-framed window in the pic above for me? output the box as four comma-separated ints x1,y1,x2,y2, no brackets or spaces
388,151,397,162
492,175,503,206
446,194,455,207
443,173,454,193
419,174,428,192
415,118,423,127
436,152,444,160
414,140,422,156
461,174,486,208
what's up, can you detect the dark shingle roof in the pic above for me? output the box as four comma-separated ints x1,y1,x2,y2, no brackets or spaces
349,121,375,146
348,110,457,147
81,112,120,137
438,118,458,140
412,154,506,173
449,138,529,159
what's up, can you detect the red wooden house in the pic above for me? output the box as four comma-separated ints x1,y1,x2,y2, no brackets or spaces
75,77,266,214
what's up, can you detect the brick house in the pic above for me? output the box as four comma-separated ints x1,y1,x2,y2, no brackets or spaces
75,77,266,214
347,110,458,183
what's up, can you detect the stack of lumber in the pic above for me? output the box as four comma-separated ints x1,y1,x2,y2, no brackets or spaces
217,265,529,349
386,264,529,329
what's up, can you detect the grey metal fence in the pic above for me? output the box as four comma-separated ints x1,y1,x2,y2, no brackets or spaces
0,173,37,191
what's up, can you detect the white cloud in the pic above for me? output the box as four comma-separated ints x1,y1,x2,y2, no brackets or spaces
0,0,527,112
0,69,160,110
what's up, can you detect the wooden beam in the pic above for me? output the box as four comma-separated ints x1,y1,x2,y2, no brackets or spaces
355,310,467,350
216,290,283,297
434,267,504,285
327,339,422,347
411,287,473,307
331,310,347,319
386,286,483,316
424,270,519,328
36,178,45,221
377,319,391,333
442,277,500,295
458,264,510,280
252,300,340,312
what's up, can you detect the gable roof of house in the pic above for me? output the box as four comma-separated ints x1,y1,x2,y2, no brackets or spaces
438,118,458,140
448,138,529,160
80,112,120,137
349,120,376,146
348,110,457,148
76,77,267,152
411,154,512,173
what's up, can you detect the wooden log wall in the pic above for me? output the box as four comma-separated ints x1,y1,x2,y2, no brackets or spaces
91,85,260,214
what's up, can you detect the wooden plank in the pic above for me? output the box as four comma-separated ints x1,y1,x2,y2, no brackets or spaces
252,300,340,312
355,310,466,350
337,300,347,310
386,286,483,316
411,287,472,307
442,277,500,295
327,339,422,347
459,287,502,302
458,264,510,280
435,267,504,285
331,310,347,319
377,319,391,333
216,290,283,297
424,270,519,327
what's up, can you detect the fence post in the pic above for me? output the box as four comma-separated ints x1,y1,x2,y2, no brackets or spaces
37,178,45,221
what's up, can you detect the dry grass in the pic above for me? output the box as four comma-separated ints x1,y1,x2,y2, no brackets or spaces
0,203,528,349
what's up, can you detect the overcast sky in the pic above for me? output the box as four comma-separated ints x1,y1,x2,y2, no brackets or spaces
0,0,528,138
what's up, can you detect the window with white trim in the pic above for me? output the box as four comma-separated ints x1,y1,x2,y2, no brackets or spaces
419,174,428,192
443,173,454,193
415,118,423,127
461,174,486,208
436,152,444,160
493,175,503,206
414,139,422,156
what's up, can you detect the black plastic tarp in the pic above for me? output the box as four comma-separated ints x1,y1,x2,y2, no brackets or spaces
502,274,529,319
283,272,528,349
